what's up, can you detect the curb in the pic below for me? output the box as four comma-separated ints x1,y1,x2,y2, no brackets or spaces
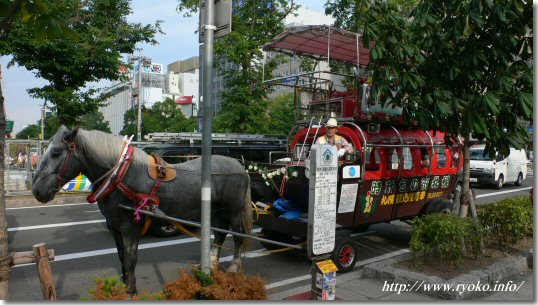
6,192,90,208
362,250,533,300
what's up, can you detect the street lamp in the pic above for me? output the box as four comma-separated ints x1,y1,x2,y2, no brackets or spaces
128,53,152,141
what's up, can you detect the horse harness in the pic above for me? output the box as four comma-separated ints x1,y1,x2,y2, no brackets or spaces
54,139,80,192
59,138,176,222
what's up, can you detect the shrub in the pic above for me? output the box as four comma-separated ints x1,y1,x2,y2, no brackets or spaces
478,195,533,250
410,214,483,269
89,275,165,300
90,267,267,300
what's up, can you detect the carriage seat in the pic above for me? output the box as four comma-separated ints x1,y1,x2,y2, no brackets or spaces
147,154,176,182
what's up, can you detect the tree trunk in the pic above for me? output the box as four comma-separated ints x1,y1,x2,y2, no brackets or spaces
458,133,471,218
0,64,10,299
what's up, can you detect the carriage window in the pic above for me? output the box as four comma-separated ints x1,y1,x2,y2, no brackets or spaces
403,147,413,170
388,149,399,170
294,145,309,160
365,148,380,171
435,147,447,168
450,147,460,168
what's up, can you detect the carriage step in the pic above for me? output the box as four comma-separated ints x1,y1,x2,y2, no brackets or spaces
350,230,376,238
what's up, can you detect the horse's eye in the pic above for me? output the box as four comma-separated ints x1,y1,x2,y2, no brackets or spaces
51,150,62,158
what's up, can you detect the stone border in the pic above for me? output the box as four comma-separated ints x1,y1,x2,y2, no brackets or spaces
6,192,90,208
362,250,532,300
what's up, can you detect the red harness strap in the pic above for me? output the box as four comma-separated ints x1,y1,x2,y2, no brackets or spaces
87,146,165,222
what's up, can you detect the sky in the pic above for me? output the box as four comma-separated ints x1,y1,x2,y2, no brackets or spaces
0,0,327,133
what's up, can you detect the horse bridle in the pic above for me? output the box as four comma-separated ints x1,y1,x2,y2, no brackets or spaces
53,138,80,192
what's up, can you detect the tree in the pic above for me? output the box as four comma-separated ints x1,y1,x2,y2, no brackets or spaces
2,0,162,126
16,111,111,139
266,92,295,138
0,0,82,299
15,124,40,139
352,0,532,216
121,98,196,136
79,111,111,133
325,0,419,32
178,0,297,134
0,1,160,298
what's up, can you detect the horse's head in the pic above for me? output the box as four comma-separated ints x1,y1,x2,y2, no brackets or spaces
32,126,83,203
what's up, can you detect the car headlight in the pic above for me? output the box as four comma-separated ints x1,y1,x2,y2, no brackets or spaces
483,168,494,173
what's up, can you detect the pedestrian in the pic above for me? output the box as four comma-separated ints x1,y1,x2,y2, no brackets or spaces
315,118,354,158
18,151,27,168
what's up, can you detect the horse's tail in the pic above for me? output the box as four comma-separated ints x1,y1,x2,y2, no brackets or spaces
240,175,253,252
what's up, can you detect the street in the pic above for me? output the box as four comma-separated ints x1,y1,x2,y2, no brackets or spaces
7,177,533,300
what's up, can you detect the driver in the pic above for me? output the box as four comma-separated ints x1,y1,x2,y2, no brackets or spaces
315,118,353,158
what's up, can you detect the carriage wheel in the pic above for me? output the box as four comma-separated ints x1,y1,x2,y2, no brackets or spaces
152,221,181,237
424,198,452,215
331,238,357,273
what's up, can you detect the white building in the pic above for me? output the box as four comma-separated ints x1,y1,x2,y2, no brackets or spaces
165,57,200,118
100,58,200,135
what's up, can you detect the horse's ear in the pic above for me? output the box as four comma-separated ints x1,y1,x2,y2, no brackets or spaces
63,127,79,142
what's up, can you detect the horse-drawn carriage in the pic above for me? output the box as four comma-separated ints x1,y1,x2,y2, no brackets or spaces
248,25,464,271
29,25,463,294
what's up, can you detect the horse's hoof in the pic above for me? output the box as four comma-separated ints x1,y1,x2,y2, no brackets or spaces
226,263,241,273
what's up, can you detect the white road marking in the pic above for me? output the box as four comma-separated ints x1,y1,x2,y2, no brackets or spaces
8,219,106,231
7,202,91,210
14,228,263,268
475,186,531,198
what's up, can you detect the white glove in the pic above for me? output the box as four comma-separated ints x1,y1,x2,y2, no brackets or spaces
338,148,346,157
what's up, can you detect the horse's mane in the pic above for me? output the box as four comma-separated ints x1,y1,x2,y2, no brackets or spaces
76,129,147,170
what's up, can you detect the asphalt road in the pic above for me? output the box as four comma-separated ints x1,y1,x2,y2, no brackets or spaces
7,176,534,300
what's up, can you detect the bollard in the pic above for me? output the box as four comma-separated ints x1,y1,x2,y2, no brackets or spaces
32,243,56,300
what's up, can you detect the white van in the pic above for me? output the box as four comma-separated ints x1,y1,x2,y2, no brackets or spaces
469,145,527,189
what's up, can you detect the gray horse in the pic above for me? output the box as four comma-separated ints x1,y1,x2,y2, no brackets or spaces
31,126,252,294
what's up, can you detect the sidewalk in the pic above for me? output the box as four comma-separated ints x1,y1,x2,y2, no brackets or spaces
268,256,534,301
269,267,534,301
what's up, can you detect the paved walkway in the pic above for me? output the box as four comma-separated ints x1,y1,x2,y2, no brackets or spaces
269,268,534,301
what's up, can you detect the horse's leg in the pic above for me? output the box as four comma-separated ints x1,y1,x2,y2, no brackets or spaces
107,223,126,279
227,218,244,273
120,222,142,295
210,217,227,270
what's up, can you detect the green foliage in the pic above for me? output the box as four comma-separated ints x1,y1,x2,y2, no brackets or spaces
1,0,162,126
79,111,111,133
410,214,483,269
89,274,166,300
16,110,109,139
192,269,213,287
0,0,79,40
265,92,295,137
15,124,40,139
121,98,197,137
478,195,533,250
358,0,532,154
178,0,297,134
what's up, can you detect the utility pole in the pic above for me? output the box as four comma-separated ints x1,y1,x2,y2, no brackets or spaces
137,54,142,141
40,104,45,140
129,54,152,141
200,0,215,276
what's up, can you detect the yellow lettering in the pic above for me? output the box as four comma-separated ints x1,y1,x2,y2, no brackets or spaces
395,194,403,204
381,195,395,206
419,191,426,200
